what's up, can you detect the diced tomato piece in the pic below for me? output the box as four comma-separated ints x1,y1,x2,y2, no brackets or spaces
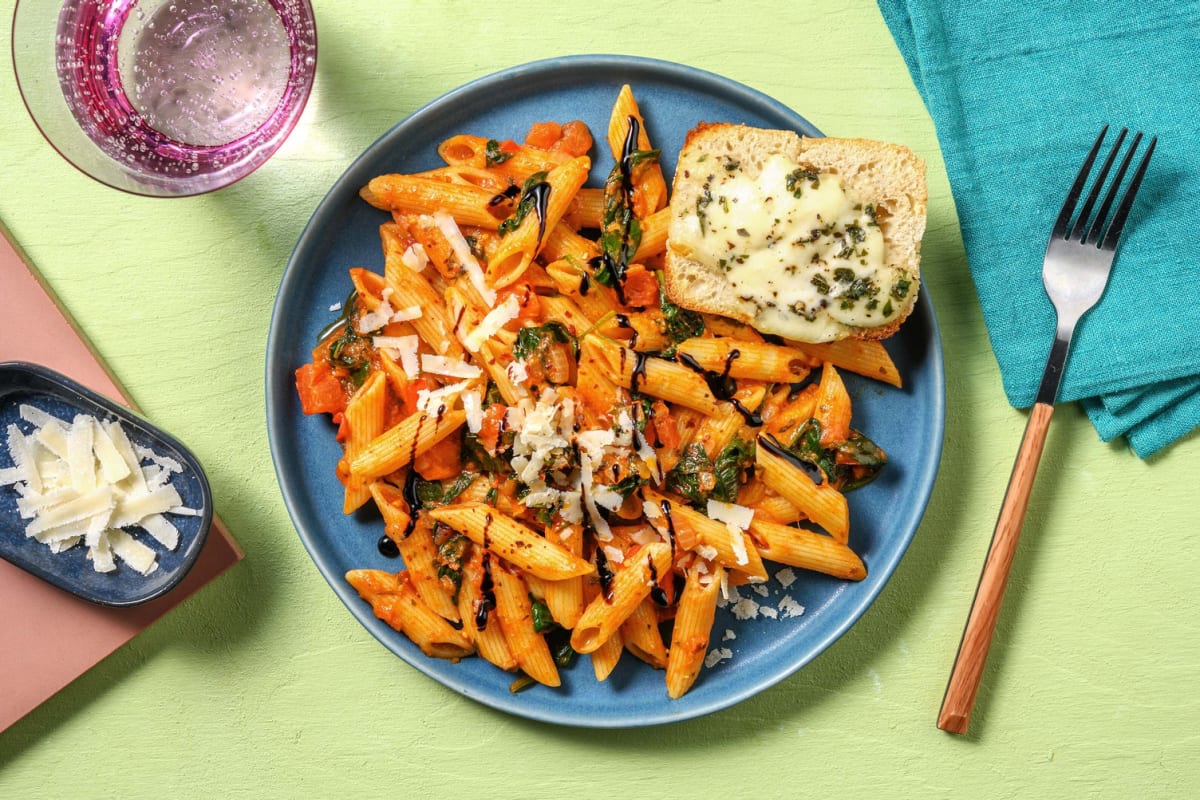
498,139,520,156
650,400,680,450
525,121,563,150
295,362,348,416
414,435,462,481
554,120,593,157
399,377,429,417
500,283,541,321
477,403,508,454
333,412,350,443
621,264,660,308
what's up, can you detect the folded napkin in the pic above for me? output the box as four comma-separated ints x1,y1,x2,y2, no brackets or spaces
878,0,1200,457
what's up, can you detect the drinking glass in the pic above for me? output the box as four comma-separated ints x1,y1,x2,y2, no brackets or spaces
12,0,317,197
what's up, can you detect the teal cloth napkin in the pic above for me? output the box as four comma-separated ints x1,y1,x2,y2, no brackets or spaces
878,0,1200,457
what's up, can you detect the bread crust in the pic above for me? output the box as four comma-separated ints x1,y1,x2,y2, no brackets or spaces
663,123,927,341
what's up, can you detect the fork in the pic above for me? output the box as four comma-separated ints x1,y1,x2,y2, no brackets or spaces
937,126,1157,735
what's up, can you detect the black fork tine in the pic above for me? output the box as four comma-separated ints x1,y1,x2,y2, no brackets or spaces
1070,128,1128,242
1051,125,1109,240
1099,135,1157,251
1084,131,1141,245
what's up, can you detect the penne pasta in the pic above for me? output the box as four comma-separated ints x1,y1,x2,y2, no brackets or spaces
675,337,817,384
346,569,474,660
487,156,590,288
342,371,389,513
666,562,724,698
785,337,902,388
491,560,561,687
427,503,595,581
620,597,669,668
370,480,457,618
642,487,769,582
360,174,502,230
606,84,668,217
543,522,585,629
350,409,467,480
570,542,672,654
750,518,867,581
295,87,904,699
588,338,724,416
755,436,850,542
458,548,519,671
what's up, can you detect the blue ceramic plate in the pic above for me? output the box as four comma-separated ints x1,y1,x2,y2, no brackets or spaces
266,55,944,727
0,361,213,607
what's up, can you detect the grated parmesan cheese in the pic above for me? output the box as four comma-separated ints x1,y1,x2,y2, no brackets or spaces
373,334,421,377
704,648,733,668
778,596,806,619
400,242,429,272
1,406,199,576
434,212,496,307
462,389,485,434
461,295,520,352
420,354,483,380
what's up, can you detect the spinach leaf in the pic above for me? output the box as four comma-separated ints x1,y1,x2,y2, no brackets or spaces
659,279,705,343
609,471,645,500
484,139,513,167
434,533,468,591
497,171,549,237
531,598,555,633
786,418,886,491
316,289,359,343
441,472,477,504
665,443,714,506
513,321,575,362
712,438,755,503
463,430,510,473
414,477,446,508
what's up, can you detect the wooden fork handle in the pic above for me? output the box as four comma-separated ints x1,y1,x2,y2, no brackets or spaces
937,401,1056,734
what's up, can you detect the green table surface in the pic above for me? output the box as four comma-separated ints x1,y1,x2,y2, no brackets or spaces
3,1,1198,797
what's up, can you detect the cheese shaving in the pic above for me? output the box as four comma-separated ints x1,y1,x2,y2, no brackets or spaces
1,407,200,576
415,380,472,414
373,334,421,378
400,243,429,272
434,211,496,307
462,389,485,433
420,354,483,379
462,295,520,352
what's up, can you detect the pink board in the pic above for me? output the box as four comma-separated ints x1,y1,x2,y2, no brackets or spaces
0,222,243,733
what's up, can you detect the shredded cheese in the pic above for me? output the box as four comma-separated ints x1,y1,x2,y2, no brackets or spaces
433,211,496,307
461,295,520,352
420,354,483,380
400,243,429,272
1,405,200,576
373,334,421,377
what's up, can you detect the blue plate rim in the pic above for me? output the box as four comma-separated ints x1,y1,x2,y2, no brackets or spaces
266,54,945,727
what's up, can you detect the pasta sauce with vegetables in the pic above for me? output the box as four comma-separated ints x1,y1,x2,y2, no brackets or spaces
295,86,897,698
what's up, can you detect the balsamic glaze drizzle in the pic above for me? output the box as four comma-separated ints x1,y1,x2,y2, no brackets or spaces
595,547,616,603
377,535,400,558
630,351,649,396
758,433,825,485
488,184,521,206
401,470,422,538
527,181,551,246
614,313,639,349
476,551,497,630
648,558,669,607
675,351,763,426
